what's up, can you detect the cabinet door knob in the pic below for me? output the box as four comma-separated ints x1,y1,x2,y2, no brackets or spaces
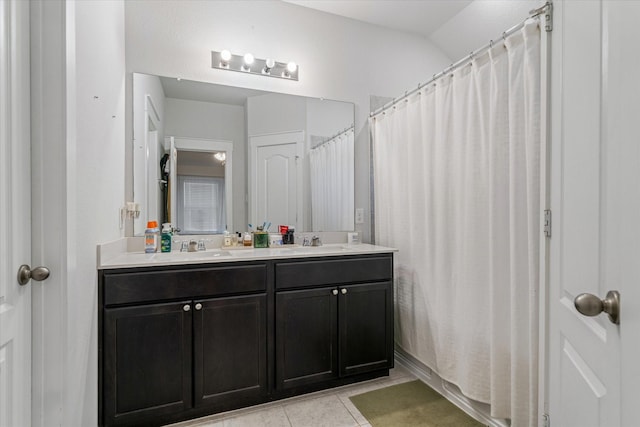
332,289,338,296
195,303,202,311
341,288,347,295
183,304,191,312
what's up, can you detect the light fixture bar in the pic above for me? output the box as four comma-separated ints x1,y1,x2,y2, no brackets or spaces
211,50,299,81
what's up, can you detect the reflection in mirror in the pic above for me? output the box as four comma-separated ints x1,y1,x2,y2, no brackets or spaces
132,73,355,236
166,137,233,235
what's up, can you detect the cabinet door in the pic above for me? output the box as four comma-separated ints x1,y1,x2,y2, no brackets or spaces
339,282,394,376
276,287,338,390
103,301,192,426
194,294,267,408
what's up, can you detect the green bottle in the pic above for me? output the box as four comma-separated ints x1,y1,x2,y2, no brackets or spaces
160,223,172,253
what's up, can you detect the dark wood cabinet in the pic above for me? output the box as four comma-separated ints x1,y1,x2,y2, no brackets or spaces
339,282,393,377
275,281,393,391
194,294,267,408
275,286,338,390
274,255,394,392
103,301,192,426
99,253,393,426
99,262,269,427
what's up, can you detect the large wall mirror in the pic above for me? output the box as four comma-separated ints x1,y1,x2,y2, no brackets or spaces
132,73,355,236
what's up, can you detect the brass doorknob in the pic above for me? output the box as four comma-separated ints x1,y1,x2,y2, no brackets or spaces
574,290,620,324
17,264,50,286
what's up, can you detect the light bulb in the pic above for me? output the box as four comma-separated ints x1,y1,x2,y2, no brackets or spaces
243,53,254,65
287,62,297,73
220,50,232,68
220,50,232,61
263,58,276,74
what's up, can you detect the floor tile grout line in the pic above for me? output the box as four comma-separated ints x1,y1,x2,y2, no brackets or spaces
168,368,417,427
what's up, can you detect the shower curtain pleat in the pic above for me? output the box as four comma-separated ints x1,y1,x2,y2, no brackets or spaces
309,129,355,231
372,20,540,427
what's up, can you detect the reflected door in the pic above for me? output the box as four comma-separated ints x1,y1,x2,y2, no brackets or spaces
249,131,303,231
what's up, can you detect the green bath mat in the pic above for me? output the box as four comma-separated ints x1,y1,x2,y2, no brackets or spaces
349,380,485,427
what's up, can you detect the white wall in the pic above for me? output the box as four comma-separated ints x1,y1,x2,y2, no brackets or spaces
306,98,353,141
246,93,307,137
429,0,542,60
164,98,246,231
65,1,126,426
125,0,453,242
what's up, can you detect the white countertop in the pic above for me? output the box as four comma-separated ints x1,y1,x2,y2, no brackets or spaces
97,241,397,270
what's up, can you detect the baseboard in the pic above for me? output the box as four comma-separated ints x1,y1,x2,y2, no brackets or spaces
394,349,509,427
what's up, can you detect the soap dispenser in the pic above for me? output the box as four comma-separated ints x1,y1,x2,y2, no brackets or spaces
160,223,172,253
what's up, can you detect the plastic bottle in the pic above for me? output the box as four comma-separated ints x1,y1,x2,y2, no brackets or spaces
160,223,172,253
145,221,160,253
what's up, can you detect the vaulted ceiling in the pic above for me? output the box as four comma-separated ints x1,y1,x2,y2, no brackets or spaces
282,0,542,61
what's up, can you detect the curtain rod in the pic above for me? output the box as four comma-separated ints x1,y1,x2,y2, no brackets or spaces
311,125,354,150
369,1,552,119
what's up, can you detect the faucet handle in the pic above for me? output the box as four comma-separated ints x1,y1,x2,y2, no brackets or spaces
179,241,189,252
197,240,206,251
302,236,311,246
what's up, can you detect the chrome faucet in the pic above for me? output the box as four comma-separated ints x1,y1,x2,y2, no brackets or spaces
178,239,206,252
302,236,311,246
311,235,322,246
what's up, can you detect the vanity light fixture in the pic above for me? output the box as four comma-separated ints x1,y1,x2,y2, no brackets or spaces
219,49,232,68
242,53,254,71
283,61,298,78
211,50,299,81
214,152,226,163
263,58,275,74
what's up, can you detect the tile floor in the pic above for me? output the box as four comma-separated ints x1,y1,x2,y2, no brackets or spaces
169,365,416,427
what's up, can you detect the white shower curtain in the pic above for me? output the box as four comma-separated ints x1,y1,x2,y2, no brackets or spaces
372,20,540,426
309,128,355,231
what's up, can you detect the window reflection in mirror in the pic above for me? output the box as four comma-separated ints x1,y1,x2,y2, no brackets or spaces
175,151,226,234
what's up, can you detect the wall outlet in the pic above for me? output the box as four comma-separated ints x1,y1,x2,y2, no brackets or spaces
347,232,360,244
355,208,365,224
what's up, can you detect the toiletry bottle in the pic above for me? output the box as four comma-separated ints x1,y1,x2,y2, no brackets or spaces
145,221,159,253
160,223,172,253
243,231,252,247
223,230,232,247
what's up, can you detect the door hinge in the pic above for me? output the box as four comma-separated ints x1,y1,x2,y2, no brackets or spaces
542,413,550,427
544,209,552,237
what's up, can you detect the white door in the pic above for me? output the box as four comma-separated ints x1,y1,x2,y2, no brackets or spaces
0,1,33,426
547,1,640,426
249,131,304,231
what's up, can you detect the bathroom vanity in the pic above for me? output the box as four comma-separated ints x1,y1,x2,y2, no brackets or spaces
98,244,395,427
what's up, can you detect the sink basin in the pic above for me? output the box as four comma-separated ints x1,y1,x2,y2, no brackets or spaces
162,249,232,259
207,250,231,257
285,245,353,254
